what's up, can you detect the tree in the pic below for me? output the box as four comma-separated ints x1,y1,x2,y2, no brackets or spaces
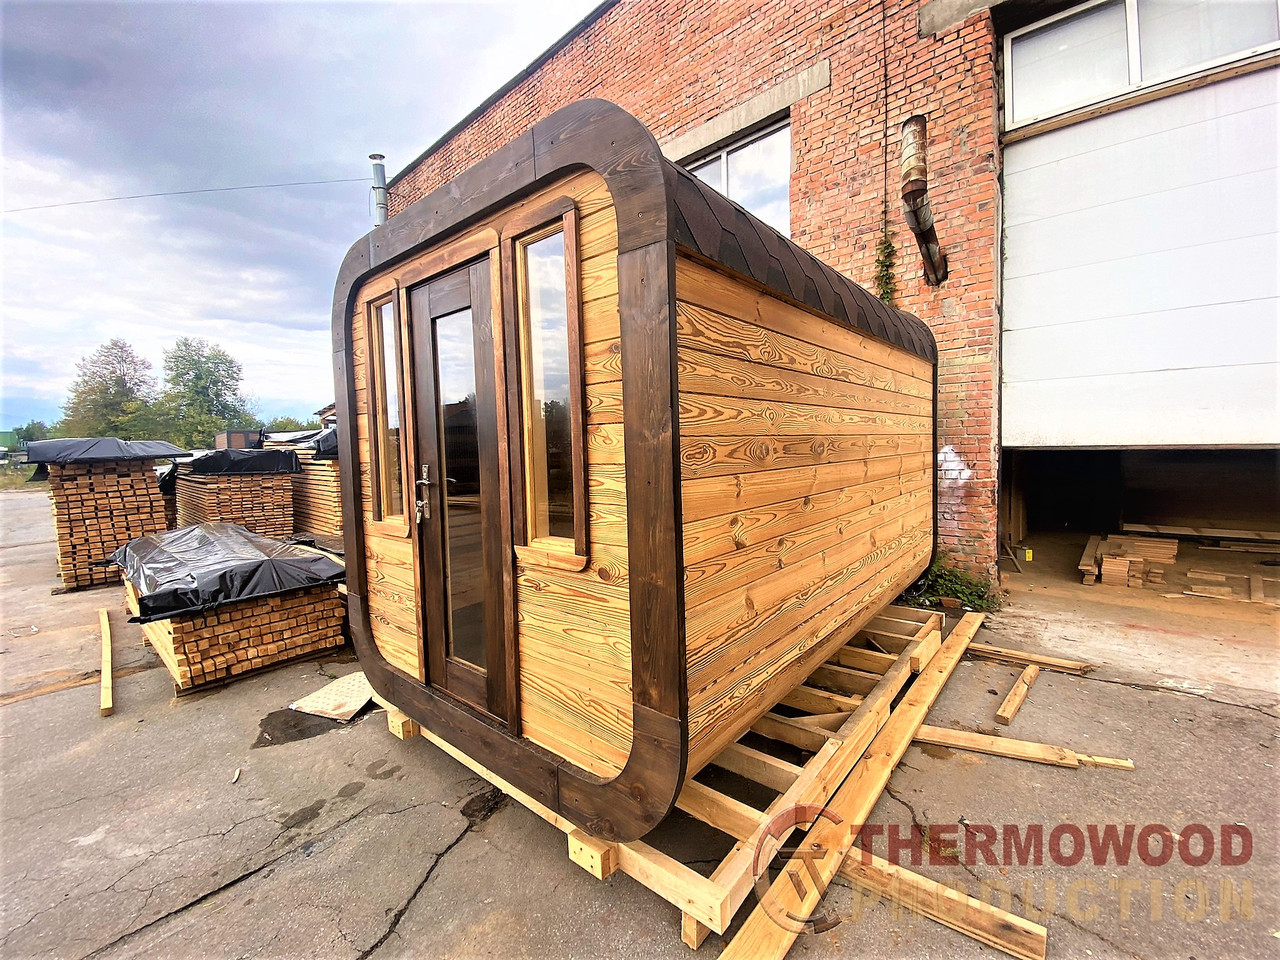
263,415,320,433
59,339,158,439
157,337,257,449
14,420,50,443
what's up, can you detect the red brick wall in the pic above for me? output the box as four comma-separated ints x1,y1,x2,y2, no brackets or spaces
389,0,1002,575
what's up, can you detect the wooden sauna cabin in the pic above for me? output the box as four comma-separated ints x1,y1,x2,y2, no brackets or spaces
332,100,937,843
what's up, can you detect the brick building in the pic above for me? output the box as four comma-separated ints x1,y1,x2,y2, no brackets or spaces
387,0,1280,575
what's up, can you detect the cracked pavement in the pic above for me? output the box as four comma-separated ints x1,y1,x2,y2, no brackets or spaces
3,491,1279,959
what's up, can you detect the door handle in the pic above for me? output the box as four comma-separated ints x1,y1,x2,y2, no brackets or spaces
415,464,432,521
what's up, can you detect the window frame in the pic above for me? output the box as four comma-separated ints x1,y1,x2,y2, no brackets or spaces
687,119,792,236
500,197,589,567
1004,0,1280,130
367,288,410,535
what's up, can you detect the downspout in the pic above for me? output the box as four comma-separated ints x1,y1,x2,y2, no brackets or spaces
369,154,388,226
900,116,947,286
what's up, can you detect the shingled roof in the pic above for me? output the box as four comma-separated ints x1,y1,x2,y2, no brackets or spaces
663,161,937,364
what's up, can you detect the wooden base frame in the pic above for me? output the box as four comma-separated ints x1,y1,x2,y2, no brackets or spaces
379,604,992,948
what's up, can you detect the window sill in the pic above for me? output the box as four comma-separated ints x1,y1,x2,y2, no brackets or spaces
515,542,589,572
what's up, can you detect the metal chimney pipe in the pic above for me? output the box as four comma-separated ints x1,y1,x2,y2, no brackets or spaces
370,154,388,226
899,116,947,286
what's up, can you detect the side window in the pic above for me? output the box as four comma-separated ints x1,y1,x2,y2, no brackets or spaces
689,122,792,237
515,214,586,554
369,297,405,521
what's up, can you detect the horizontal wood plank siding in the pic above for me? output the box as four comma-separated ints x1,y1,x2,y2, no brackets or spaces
675,256,934,775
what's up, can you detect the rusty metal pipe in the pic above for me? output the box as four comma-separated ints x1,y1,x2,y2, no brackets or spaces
900,115,947,286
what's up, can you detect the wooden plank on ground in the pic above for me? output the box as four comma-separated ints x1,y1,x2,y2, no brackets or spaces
967,642,1092,675
718,613,983,960
839,850,1047,960
99,608,113,718
996,665,1039,725
1122,522,1280,543
712,742,803,793
914,724,1079,767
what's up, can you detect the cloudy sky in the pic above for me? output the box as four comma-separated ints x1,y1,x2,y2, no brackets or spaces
1,0,603,428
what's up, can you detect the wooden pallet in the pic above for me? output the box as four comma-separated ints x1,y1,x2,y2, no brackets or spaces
378,605,1054,956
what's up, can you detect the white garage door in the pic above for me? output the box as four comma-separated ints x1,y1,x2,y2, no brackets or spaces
1001,67,1279,448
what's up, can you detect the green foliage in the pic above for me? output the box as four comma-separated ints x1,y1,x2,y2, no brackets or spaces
158,337,258,448
905,559,1002,613
874,229,897,306
14,420,50,443
263,416,321,432
59,339,159,439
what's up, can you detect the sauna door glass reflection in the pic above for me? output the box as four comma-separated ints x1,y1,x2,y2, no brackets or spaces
434,307,486,671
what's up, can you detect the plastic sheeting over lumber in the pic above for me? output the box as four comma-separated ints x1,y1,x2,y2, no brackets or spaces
184,449,300,474
26,437,188,463
110,522,344,623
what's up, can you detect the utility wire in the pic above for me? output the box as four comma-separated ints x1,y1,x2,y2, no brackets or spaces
4,177,372,214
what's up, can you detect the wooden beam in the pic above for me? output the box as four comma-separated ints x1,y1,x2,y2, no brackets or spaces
98,609,113,718
752,713,834,752
914,725,1079,768
386,707,421,740
809,662,881,697
712,742,803,793
831,645,897,673
568,829,618,879
719,613,984,960
967,642,1092,675
910,628,942,673
677,780,767,843
781,684,862,715
839,850,1047,960
996,665,1039,725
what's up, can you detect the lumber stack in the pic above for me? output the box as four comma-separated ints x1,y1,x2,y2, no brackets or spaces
176,471,294,539
1080,534,1176,587
125,580,345,691
47,461,167,589
291,455,343,537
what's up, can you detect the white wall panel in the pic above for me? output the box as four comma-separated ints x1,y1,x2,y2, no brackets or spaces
1002,67,1280,447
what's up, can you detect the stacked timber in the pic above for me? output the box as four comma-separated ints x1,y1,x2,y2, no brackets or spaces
1080,533,1177,587
26,438,187,591
175,449,300,539
291,456,342,536
125,580,345,690
47,461,167,588
114,523,346,692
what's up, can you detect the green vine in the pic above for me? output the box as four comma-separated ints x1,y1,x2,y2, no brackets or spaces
874,226,897,306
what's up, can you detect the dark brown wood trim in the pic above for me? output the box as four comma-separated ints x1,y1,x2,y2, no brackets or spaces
561,205,590,557
333,99,683,843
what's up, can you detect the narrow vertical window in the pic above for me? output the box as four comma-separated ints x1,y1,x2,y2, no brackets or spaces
516,218,586,552
371,298,405,520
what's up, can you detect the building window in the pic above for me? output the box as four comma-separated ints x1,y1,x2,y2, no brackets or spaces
515,215,586,553
370,297,405,520
1006,0,1280,127
689,122,792,237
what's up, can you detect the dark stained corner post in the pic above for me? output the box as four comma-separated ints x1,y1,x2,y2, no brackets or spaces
331,100,688,842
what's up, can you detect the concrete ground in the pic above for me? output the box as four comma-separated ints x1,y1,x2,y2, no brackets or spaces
1,487,1277,960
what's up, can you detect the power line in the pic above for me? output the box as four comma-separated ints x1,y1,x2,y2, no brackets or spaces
4,177,372,214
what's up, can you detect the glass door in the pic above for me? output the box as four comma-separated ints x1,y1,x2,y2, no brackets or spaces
408,258,506,718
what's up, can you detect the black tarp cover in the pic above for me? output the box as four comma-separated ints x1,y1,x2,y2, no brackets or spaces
185,449,301,475
111,522,345,622
26,437,188,463
312,427,338,460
